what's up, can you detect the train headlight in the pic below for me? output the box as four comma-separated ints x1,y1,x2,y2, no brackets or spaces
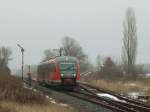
73,74,76,77
61,74,64,77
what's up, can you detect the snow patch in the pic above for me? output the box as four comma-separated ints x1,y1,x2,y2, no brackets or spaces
33,89,37,92
128,92,144,99
128,83,136,86
145,73,150,77
58,103,69,107
50,100,56,104
46,95,50,99
24,83,69,107
97,93,126,102
45,95,56,104
23,83,33,90
46,96,69,107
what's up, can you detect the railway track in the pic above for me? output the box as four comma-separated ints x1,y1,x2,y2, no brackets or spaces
78,82,150,112
24,80,150,112
68,88,129,112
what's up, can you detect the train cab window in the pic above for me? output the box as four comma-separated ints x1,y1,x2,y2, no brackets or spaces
60,62,77,74
38,63,56,74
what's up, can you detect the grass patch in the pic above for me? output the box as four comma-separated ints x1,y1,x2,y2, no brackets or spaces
0,74,48,104
0,102,74,112
0,105,16,112
0,73,75,112
88,79,150,95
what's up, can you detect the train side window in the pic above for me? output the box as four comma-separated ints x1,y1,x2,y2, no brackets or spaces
46,63,55,72
50,63,55,72
53,64,56,72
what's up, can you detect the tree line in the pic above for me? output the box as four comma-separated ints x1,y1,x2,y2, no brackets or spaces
0,7,143,80
95,7,139,80
0,47,12,75
42,36,93,72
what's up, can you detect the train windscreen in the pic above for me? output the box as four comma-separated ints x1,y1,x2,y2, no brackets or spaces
60,62,76,74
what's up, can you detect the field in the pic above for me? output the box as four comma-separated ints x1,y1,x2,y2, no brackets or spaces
0,74,74,112
88,79,150,95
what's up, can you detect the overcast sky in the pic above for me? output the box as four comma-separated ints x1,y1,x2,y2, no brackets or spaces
0,0,150,70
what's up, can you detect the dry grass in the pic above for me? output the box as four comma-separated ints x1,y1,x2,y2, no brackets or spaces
89,79,150,94
0,74,74,112
0,74,48,104
0,105,16,112
0,102,74,112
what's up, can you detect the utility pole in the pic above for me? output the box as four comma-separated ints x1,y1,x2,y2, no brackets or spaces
53,47,64,56
59,47,63,56
17,44,24,80
27,65,31,86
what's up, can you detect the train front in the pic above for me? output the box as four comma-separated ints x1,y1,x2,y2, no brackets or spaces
56,56,80,86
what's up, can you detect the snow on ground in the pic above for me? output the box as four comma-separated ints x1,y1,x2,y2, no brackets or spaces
97,93,126,102
33,89,37,92
128,92,145,99
23,83,33,90
128,83,136,86
128,92,140,99
24,83,69,107
59,103,69,107
45,95,69,107
145,73,150,77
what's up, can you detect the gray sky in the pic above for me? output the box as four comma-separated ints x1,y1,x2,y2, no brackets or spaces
0,0,150,70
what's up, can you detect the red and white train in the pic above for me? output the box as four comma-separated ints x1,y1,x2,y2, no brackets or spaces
37,56,80,87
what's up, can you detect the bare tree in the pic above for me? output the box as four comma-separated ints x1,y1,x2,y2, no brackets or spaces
62,37,86,60
0,47,12,75
42,49,57,61
42,37,93,72
122,7,137,75
62,36,90,72
102,57,121,80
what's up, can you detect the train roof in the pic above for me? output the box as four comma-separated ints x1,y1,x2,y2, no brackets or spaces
39,56,78,65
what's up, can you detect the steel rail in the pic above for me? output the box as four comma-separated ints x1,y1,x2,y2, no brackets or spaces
76,85,138,112
24,80,150,112
67,91,127,112
79,82,150,111
25,81,126,112
79,85,149,112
